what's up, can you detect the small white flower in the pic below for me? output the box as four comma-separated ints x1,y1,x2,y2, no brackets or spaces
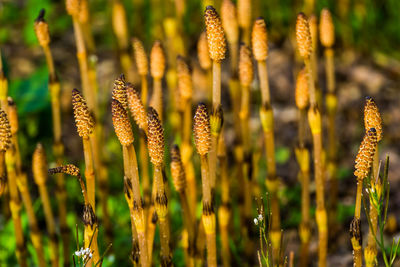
258,214,263,221
254,218,258,225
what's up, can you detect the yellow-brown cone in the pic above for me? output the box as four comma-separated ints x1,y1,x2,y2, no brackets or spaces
354,128,378,180
126,83,147,132
237,0,251,30
112,74,128,110
296,13,312,59
78,0,89,24
32,143,48,186
221,0,239,44
147,107,165,166
308,14,318,52
34,9,50,47
150,40,165,80
111,99,134,146
112,0,128,48
197,31,212,70
204,6,226,62
170,145,186,193
72,89,94,138
239,43,253,87
193,103,211,156
132,37,148,76
319,8,335,48
364,97,382,142
177,55,192,100
66,0,80,17
251,17,268,61
295,68,309,110
0,109,11,152
49,164,80,177
7,98,19,135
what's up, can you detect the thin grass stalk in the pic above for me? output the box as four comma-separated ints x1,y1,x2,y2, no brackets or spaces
217,134,230,267
17,173,47,267
33,145,59,267
8,102,48,266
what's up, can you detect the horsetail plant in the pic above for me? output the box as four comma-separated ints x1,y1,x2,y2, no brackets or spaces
170,145,196,266
351,127,378,267
132,38,149,106
111,99,149,267
237,0,251,43
221,0,239,75
252,16,281,258
296,12,328,267
150,41,166,121
7,100,47,267
72,89,96,209
176,55,197,214
1,109,27,267
363,97,383,266
147,107,172,265
194,103,216,267
33,144,59,267
49,165,100,265
204,5,226,191
34,11,72,259
294,68,311,267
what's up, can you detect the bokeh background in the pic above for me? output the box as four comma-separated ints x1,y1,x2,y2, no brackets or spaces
0,0,400,266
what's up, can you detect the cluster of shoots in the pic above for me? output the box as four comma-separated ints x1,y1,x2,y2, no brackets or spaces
1,2,399,267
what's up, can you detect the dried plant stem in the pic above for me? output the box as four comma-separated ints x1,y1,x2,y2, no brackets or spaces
212,62,221,109
141,75,148,106
4,150,27,267
312,131,327,267
82,137,95,209
296,109,310,267
200,155,216,267
352,180,363,267
325,48,335,94
40,41,70,263
154,165,171,263
72,18,97,116
229,79,242,138
365,146,379,266
229,41,239,75
209,60,222,191
146,180,157,265
151,79,163,121
17,174,47,267
43,45,56,81
305,50,327,265
37,182,59,267
304,59,316,106
218,135,230,267
123,144,149,267
179,189,196,263
257,61,270,105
